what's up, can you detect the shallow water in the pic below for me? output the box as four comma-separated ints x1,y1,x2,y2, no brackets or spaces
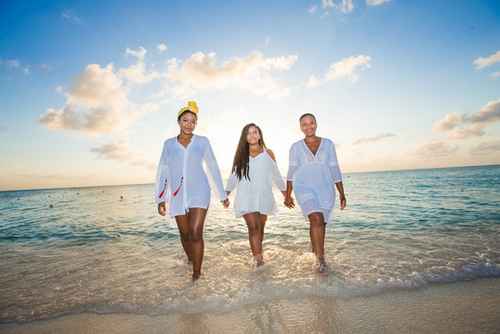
1,165,499,322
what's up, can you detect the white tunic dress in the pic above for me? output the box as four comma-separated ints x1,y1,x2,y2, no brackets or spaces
286,138,342,224
225,149,286,218
154,134,227,218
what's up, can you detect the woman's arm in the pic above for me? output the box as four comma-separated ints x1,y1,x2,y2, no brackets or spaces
203,138,229,204
329,141,346,209
225,171,238,196
284,145,297,208
266,149,287,194
155,141,169,215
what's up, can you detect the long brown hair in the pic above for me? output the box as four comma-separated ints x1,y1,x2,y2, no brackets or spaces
232,123,266,181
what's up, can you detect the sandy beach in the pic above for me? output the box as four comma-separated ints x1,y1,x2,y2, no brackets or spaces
2,278,499,334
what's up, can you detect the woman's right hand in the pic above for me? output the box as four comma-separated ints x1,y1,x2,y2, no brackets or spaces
158,202,166,216
284,195,295,209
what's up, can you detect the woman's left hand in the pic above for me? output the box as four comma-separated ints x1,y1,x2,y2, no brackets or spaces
221,198,230,208
339,195,347,210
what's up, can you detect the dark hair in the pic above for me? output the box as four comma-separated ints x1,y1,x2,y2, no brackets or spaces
299,113,316,122
232,123,266,181
177,110,198,122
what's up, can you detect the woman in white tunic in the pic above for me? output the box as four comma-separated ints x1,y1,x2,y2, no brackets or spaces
225,123,287,266
285,113,347,273
155,101,229,281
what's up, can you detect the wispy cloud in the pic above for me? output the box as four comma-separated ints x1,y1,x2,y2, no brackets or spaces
470,140,500,156
0,58,30,75
321,0,354,13
61,9,82,24
366,0,391,6
433,99,500,139
91,141,155,169
416,141,458,158
353,133,396,145
473,50,500,70
307,55,371,87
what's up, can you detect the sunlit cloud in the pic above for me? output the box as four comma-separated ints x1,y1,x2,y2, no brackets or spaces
119,46,160,84
39,62,159,135
433,99,500,139
161,50,298,98
473,50,500,70
307,55,371,87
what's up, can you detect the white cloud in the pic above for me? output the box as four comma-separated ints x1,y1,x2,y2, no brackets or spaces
433,99,500,139
40,63,158,135
162,50,298,98
307,55,371,87
119,47,159,84
157,43,168,53
473,50,500,70
353,133,396,145
367,0,391,6
416,141,458,158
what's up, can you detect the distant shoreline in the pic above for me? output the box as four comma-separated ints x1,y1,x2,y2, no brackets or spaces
1,163,499,193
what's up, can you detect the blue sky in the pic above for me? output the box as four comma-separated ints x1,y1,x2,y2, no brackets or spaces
1,0,499,190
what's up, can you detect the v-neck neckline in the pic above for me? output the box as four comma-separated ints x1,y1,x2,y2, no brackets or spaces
177,134,195,150
303,137,323,158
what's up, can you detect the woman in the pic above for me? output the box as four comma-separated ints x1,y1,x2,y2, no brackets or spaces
155,101,229,281
225,123,287,267
284,113,347,273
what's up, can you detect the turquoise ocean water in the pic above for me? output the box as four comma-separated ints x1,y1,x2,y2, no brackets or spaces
1,165,499,323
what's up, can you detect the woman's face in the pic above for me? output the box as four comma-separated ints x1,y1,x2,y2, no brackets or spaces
246,126,261,145
178,112,197,134
300,115,317,137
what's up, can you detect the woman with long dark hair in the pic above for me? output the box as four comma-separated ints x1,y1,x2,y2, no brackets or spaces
284,113,347,273
155,101,229,281
225,123,287,267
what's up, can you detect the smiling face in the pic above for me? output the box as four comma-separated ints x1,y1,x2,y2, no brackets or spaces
177,111,197,135
300,115,317,137
246,125,261,146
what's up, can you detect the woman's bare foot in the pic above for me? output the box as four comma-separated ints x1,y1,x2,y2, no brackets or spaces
317,256,328,274
254,254,264,267
192,271,201,281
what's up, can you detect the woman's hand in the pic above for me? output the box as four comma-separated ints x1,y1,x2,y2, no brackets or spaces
339,194,347,210
221,198,230,208
158,202,166,216
284,195,295,209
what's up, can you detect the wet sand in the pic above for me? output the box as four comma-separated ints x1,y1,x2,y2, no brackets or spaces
2,278,499,334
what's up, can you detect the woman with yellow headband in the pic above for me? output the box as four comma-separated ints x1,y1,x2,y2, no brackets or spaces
155,101,229,281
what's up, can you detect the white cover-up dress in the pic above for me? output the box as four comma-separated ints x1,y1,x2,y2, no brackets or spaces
154,134,227,218
286,138,343,224
225,149,286,218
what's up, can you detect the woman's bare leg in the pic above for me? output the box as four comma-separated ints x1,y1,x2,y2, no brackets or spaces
308,212,327,272
175,214,193,263
243,212,264,266
188,208,207,280
258,214,267,245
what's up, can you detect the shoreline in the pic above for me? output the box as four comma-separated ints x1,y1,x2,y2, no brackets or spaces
2,277,500,333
